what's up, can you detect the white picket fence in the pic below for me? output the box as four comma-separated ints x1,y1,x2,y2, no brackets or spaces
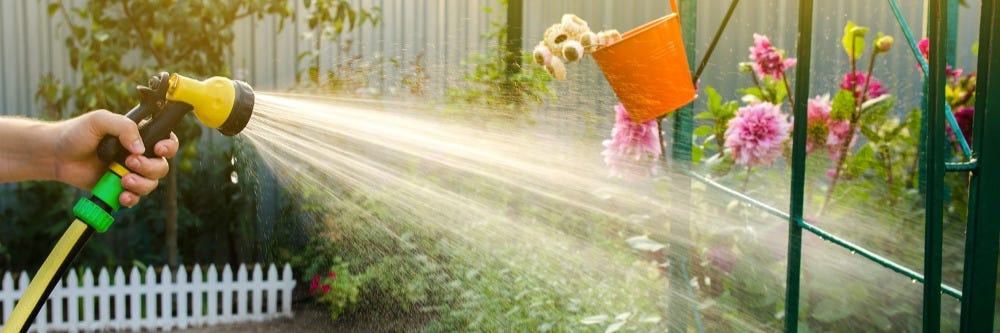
0,263,296,332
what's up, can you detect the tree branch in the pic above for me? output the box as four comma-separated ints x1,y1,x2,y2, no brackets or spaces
120,0,168,67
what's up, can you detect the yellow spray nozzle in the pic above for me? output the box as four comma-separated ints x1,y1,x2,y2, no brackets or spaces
166,73,255,136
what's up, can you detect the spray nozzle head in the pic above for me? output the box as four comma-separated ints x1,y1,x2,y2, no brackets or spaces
166,73,255,136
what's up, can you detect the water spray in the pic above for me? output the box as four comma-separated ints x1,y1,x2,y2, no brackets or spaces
1,72,255,333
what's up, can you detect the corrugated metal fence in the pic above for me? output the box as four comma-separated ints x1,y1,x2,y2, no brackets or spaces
1,0,982,118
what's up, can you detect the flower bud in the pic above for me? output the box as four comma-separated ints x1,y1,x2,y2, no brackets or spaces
546,57,567,80
544,24,568,57
533,42,552,66
603,30,622,45
875,35,894,53
561,14,589,37
562,40,584,62
580,31,598,53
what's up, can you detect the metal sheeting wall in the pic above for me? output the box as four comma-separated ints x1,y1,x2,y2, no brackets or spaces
0,1,983,117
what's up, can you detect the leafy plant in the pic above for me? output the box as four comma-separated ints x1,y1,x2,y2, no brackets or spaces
298,0,381,91
310,257,368,319
445,1,553,112
19,0,378,273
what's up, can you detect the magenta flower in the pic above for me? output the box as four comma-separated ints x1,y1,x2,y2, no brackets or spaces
602,103,662,178
917,38,963,78
706,245,735,275
310,275,321,295
749,34,797,80
951,106,974,145
840,71,887,101
309,271,337,295
724,102,791,167
826,118,854,162
805,95,832,154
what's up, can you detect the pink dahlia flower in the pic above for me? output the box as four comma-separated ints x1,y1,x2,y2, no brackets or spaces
602,104,662,178
749,34,796,80
918,38,963,78
840,71,887,101
805,95,832,154
826,117,854,162
724,102,791,167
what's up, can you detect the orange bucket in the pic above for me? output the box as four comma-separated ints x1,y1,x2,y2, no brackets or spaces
591,12,696,123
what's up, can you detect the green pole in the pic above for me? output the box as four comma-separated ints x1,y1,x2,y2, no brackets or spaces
668,1,698,332
504,0,523,76
503,0,523,105
959,0,1000,330
946,0,958,68
784,1,813,332
924,0,948,331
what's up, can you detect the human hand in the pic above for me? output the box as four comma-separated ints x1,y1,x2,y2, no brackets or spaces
52,110,179,207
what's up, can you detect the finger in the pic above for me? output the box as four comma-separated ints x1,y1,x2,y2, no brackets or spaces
125,155,169,180
119,191,140,208
121,173,159,196
88,110,144,155
154,132,180,158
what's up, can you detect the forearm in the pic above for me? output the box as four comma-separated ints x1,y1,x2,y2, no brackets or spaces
0,117,58,183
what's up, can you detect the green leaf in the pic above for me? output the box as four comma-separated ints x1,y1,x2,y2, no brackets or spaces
47,3,60,16
581,315,610,325
740,86,764,100
626,235,665,252
859,94,895,126
694,111,715,120
972,42,979,56
831,89,856,121
706,85,722,111
905,108,922,132
605,321,625,333
692,144,704,164
721,101,738,119
694,125,713,137
842,21,868,60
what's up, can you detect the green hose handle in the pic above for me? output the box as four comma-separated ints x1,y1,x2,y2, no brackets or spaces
75,101,193,233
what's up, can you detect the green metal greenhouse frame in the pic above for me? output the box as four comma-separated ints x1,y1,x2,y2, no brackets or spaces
503,0,997,330
665,0,999,331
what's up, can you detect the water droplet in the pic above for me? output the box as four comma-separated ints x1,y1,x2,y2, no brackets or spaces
911,279,917,283
230,171,239,184
850,250,856,254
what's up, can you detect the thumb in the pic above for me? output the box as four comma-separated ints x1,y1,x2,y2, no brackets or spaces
88,110,144,155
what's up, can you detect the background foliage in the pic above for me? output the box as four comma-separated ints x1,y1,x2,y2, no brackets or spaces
0,0,378,272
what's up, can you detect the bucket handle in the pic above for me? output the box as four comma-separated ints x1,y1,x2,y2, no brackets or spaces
670,0,680,18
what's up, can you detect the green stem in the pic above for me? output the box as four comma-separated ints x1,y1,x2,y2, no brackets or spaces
859,49,879,107
782,75,795,106
818,113,860,216
748,71,765,99
850,38,857,90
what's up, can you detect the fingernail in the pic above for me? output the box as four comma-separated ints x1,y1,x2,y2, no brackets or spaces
127,157,140,170
123,175,134,187
132,140,145,153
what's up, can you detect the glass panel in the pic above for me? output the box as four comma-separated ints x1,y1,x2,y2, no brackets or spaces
799,231,931,331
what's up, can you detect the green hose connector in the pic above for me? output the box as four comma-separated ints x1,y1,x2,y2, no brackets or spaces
72,170,124,233
72,199,114,233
